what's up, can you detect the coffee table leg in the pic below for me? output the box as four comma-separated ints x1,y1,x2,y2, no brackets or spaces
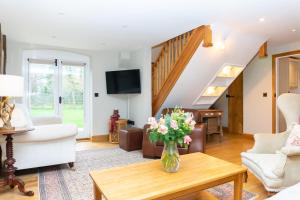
93,182,102,200
234,173,243,200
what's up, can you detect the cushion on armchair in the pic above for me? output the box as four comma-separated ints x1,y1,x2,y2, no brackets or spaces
281,124,300,156
0,104,33,128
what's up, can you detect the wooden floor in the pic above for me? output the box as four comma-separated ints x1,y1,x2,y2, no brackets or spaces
0,133,269,200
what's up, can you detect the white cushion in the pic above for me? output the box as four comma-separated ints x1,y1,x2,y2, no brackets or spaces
32,116,62,126
0,104,33,128
281,124,300,156
267,182,300,200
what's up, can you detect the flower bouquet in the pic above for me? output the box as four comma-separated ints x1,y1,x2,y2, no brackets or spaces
147,107,196,172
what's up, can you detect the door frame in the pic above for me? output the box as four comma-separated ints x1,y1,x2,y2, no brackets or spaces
272,50,300,133
22,50,92,139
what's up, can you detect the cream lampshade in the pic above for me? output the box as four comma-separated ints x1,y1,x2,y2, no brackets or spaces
0,74,24,130
0,74,24,97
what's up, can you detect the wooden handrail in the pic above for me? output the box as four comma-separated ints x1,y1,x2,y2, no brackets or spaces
152,25,212,115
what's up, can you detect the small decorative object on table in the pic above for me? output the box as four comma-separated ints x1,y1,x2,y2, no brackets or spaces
109,109,120,143
0,75,24,130
147,107,196,173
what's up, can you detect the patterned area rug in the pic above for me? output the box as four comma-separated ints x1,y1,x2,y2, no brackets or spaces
39,148,257,200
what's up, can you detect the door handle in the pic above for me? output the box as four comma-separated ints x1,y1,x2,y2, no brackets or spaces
59,96,62,104
226,94,235,98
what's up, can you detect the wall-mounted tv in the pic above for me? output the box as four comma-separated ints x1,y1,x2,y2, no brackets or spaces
105,69,141,94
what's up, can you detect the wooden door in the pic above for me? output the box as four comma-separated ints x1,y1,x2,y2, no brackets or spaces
228,72,243,134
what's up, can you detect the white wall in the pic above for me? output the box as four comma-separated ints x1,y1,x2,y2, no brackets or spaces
128,48,152,128
5,39,129,136
243,41,300,134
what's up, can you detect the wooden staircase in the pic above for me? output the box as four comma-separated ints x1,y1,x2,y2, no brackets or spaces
152,25,212,115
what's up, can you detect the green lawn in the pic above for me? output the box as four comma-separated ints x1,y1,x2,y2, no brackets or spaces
31,105,84,128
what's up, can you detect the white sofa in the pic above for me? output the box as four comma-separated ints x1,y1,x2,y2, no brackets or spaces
0,105,78,170
241,93,300,192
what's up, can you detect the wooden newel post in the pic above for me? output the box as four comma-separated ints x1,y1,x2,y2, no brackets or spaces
203,25,213,47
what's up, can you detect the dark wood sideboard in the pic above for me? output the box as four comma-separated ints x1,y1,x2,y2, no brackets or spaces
198,109,223,142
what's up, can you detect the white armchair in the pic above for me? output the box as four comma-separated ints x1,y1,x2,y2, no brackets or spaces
0,105,78,170
241,93,300,192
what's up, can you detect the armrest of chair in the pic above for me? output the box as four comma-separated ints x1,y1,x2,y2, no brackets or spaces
142,124,157,158
188,123,206,153
247,132,288,154
32,116,63,126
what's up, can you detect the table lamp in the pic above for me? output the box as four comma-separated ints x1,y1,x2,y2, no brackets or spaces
0,74,24,130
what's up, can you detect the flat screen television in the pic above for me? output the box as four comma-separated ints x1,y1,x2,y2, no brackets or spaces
105,69,141,94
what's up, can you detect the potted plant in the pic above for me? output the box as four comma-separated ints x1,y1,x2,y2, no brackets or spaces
147,108,196,173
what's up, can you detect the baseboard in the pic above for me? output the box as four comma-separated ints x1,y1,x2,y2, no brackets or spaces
91,134,109,142
76,137,91,141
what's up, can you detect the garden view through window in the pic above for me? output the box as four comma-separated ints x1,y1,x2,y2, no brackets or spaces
28,60,85,128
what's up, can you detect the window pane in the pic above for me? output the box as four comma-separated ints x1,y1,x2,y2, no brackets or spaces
29,63,55,116
62,65,84,128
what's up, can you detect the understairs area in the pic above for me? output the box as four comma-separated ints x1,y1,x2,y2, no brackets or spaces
151,24,267,116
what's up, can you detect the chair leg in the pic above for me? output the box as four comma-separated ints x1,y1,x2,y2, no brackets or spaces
267,191,277,197
243,171,248,183
68,162,74,168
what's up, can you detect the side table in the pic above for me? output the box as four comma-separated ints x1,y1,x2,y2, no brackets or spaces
0,128,34,196
109,119,128,144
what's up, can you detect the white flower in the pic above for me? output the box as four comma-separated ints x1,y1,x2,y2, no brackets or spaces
185,117,193,125
159,117,165,125
170,120,178,130
148,117,156,124
147,117,158,129
189,120,196,129
158,125,168,135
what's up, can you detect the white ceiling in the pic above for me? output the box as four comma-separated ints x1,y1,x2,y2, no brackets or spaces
0,0,299,50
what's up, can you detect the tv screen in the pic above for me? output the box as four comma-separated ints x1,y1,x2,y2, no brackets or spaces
105,69,141,94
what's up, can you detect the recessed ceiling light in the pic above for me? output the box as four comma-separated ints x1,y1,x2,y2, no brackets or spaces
100,42,106,46
259,17,265,22
122,25,128,29
58,12,65,16
292,29,297,32
51,35,56,39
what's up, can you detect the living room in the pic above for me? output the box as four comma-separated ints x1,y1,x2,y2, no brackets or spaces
0,1,300,200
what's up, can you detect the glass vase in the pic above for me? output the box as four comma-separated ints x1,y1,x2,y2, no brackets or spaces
161,141,180,173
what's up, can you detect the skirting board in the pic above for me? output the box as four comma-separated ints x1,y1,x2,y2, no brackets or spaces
91,134,109,142
223,127,254,140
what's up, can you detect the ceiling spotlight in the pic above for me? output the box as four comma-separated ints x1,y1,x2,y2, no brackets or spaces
259,17,265,22
292,29,297,32
215,40,225,49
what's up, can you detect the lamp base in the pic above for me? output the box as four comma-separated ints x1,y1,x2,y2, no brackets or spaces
0,126,15,131
0,96,15,131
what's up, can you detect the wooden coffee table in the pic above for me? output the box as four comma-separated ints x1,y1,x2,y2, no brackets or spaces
90,153,247,200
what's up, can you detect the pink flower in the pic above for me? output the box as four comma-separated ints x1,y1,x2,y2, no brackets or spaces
147,117,158,129
184,135,192,145
170,120,178,130
158,125,168,135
